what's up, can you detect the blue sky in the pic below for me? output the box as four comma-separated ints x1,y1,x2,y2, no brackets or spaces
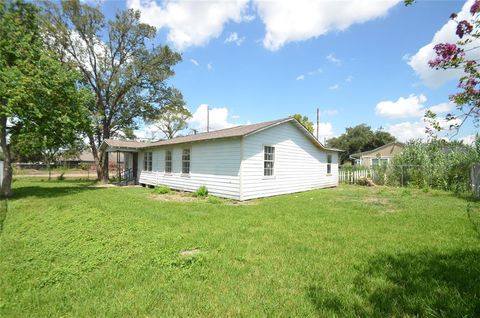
99,0,477,142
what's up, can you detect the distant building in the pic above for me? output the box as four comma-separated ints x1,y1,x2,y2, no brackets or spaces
351,142,404,167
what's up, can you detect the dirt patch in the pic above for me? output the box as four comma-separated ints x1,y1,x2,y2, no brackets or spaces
363,197,390,205
149,193,198,202
179,248,201,256
363,196,397,213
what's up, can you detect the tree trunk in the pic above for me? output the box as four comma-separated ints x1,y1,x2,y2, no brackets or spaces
87,134,104,181
0,116,13,197
101,151,109,183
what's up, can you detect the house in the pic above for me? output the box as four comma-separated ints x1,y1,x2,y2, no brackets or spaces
351,142,404,167
59,151,124,168
100,117,341,200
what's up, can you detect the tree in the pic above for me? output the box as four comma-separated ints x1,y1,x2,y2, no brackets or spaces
42,0,182,182
407,0,480,135
327,124,396,164
0,0,88,196
152,89,191,139
291,114,314,134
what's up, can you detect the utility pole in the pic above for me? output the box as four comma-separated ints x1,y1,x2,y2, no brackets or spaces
207,105,210,132
316,107,319,140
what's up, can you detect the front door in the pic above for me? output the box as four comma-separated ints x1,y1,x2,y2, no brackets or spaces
132,153,138,184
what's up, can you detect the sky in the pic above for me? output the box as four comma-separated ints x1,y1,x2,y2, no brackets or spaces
96,0,478,143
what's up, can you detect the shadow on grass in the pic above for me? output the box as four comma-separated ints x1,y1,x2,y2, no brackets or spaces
10,180,99,200
307,249,480,317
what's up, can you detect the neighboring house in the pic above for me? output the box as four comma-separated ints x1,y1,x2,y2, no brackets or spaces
59,151,124,168
100,117,341,200
351,142,404,167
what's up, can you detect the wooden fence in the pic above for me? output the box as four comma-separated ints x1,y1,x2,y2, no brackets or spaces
339,169,372,184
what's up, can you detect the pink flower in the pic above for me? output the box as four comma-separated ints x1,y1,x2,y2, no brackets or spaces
456,20,473,38
471,0,480,14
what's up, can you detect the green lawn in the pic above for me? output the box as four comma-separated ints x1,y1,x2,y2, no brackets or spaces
1,180,479,317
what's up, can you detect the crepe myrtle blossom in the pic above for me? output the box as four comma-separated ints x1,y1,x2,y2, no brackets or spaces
425,0,480,133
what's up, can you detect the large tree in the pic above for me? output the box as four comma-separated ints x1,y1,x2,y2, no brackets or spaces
0,0,88,196
327,124,396,164
152,88,191,139
42,0,182,182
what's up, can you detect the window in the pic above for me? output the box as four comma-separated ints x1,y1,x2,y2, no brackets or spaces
165,150,172,174
327,154,332,175
264,146,275,176
144,152,152,171
371,158,388,166
182,149,190,174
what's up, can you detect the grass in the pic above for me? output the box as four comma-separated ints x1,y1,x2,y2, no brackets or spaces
0,180,479,317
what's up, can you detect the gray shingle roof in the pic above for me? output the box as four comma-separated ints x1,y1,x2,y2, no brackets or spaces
101,117,342,152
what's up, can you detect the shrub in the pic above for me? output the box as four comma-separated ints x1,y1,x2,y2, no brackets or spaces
386,138,480,193
192,185,208,197
153,185,171,194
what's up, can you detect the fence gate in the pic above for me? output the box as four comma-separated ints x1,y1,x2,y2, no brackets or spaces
472,164,480,197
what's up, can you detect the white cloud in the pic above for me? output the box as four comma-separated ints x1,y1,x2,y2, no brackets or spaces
189,58,199,66
313,122,335,142
386,117,462,142
128,0,400,51
345,75,353,83
243,14,256,22
319,109,339,116
328,84,340,90
376,94,454,119
296,74,305,80
326,53,341,66
231,115,240,119
408,0,477,87
376,94,427,118
401,53,410,62
134,123,158,140
207,62,213,70
386,121,427,141
460,134,477,145
428,102,454,114
127,0,250,50
255,0,401,51
224,32,245,46
189,104,236,131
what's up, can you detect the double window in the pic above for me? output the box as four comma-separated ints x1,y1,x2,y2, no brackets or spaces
182,149,190,174
327,154,332,175
371,158,388,166
264,146,275,176
144,152,152,171
165,150,172,174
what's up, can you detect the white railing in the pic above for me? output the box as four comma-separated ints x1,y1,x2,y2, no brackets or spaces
339,169,371,184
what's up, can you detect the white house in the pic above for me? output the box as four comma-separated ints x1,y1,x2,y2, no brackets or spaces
100,118,341,200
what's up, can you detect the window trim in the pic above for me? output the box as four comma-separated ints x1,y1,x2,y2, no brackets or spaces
263,145,275,178
144,152,153,172
164,149,172,175
371,157,389,166
181,148,191,176
327,153,332,175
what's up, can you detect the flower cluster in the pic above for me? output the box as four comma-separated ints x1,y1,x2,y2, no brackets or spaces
428,43,463,68
456,20,473,38
471,0,480,15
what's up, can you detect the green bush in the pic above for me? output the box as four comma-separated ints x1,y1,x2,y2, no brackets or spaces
192,185,208,198
153,185,171,194
386,137,480,193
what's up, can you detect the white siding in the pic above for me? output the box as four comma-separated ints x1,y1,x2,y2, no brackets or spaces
241,122,338,200
138,138,241,199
